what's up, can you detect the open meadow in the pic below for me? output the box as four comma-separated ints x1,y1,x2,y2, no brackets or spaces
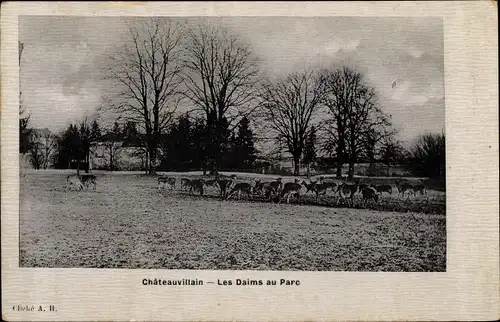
19,170,446,271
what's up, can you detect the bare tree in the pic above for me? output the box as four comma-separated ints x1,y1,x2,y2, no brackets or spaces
183,23,261,171
319,67,354,178
103,138,122,172
380,137,404,176
345,86,392,179
28,130,44,170
41,129,57,169
321,67,392,179
361,125,396,173
261,71,324,175
105,18,184,174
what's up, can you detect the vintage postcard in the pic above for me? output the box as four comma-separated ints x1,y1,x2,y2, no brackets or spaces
1,1,498,321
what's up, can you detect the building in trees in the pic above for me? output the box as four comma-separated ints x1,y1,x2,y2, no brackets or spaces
105,18,184,174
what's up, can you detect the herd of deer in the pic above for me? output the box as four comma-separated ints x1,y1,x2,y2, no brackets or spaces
64,171,428,206
158,174,429,205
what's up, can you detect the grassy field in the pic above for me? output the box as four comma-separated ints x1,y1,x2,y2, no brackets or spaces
19,170,446,271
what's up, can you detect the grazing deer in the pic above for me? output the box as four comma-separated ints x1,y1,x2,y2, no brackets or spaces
80,174,97,191
204,178,217,187
253,179,264,195
312,182,330,200
340,182,359,203
278,179,302,204
301,180,317,194
216,178,233,199
180,178,192,191
204,179,218,192
319,177,344,195
188,178,205,196
227,182,253,200
158,176,176,190
396,181,414,198
413,183,428,197
358,183,369,191
260,182,277,201
374,184,393,195
361,186,379,204
269,177,283,192
66,174,84,192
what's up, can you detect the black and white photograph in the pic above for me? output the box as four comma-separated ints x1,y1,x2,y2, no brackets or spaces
2,2,499,322
18,15,447,272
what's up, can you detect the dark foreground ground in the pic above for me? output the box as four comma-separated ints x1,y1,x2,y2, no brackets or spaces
20,171,446,271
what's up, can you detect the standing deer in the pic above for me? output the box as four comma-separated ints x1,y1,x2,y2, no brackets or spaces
340,182,359,204
319,176,345,196
301,180,317,194
396,181,414,198
216,177,233,199
188,179,205,196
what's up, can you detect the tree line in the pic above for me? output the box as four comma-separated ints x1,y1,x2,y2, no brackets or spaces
19,18,446,180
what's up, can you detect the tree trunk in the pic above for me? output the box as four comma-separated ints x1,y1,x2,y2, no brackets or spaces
348,139,356,180
335,161,343,179
348,156,355,180
307,163,311,178
335,142,344,179
110,147,113,171
293,155,300,176
85,153,90,173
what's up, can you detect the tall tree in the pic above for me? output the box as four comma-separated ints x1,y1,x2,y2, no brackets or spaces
106,18,184,174
321,67,392,179
54,123,80,170
28,130,44,170
303,125,317,178
380,137,404,176
100,121,123,171
91,120,102,140
233,116,257,171
261,70,323,175
183,24,261,171
160,113,194,171
191,117,210,172
41,129,57,169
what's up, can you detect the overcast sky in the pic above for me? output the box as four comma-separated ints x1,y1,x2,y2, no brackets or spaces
19,16,444,145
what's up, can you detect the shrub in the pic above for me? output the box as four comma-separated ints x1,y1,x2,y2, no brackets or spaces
406,132,445,179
